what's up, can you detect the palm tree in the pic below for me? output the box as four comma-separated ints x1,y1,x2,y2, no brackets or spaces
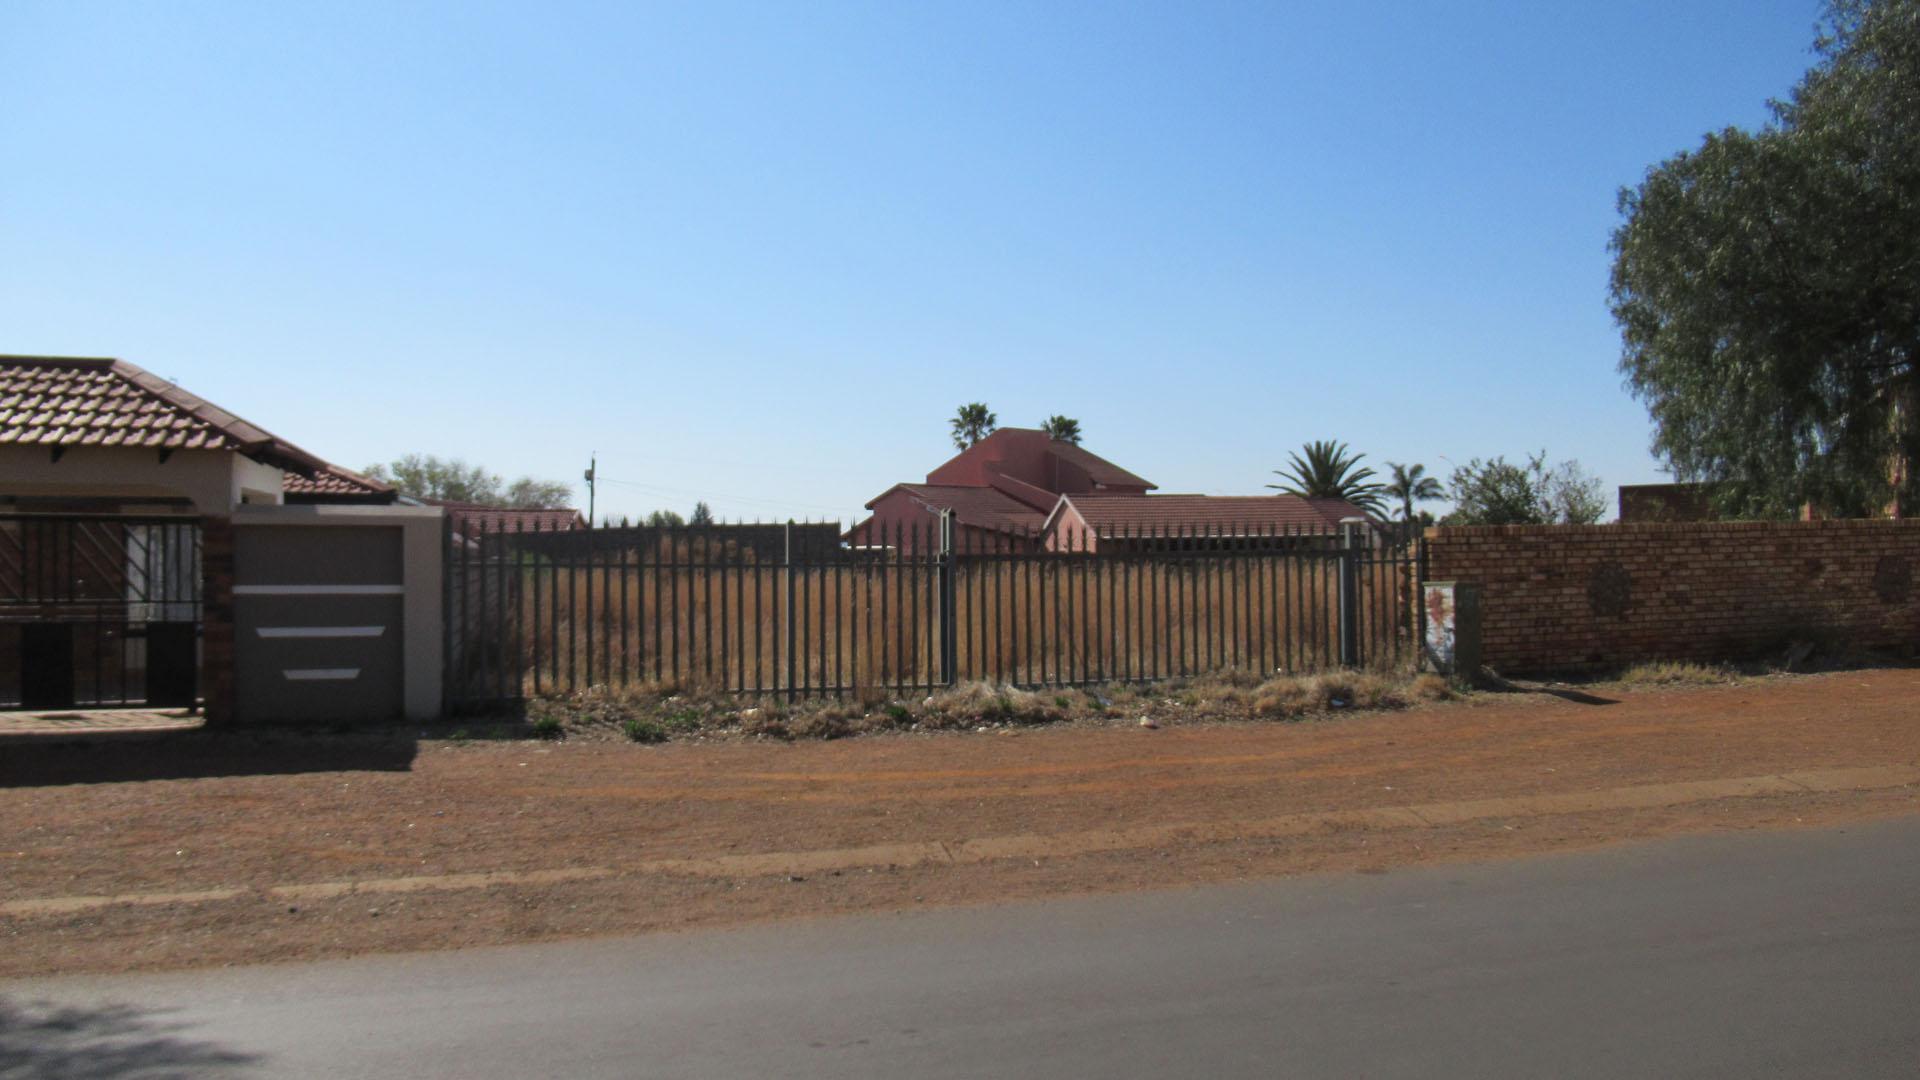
1384,461,1444,523
950,403,997,450
1041,415,1082,444
1267,439,1386,515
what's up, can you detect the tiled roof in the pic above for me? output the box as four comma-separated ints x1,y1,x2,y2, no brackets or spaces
0,354,331,474
436,502,587,535
895,484,1050,534
1057,494,1371,535
281,463,394,499
1045,439,1155,490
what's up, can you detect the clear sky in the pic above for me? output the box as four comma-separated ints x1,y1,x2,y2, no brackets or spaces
2,1,1823,523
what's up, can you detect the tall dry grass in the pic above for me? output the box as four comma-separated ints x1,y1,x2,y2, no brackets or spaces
449,535,1419,701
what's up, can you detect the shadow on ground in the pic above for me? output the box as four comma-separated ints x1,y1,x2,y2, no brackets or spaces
0,731,418,788
0,998,259,1078
1476,671,1622,707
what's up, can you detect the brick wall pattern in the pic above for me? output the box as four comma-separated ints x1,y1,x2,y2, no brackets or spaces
1424,521,1920,672
200,515,236,725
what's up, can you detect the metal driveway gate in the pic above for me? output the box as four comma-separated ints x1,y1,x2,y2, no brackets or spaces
233,524,406,722
0,513,202,710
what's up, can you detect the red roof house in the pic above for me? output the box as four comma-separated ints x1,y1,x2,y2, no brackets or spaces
848,428,1374,554
1042,494,1372,552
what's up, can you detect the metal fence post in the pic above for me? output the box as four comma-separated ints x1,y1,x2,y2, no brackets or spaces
1338,518,1363,667
784,519,796,702
939,510,957,687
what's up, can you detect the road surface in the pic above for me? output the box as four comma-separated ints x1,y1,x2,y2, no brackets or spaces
5,817,1918,1078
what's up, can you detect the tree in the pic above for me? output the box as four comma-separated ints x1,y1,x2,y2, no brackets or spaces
365,453,572,508
1610,0,1920,518
1383,461,1445,523
1266,440,1386,515
689,501,714,526
1445,458,1543,526
1444,453,1606,526
504,476,574,509
1041,415,1083,444
1540,458,1608,525
950,403,997,450
644,509,686,527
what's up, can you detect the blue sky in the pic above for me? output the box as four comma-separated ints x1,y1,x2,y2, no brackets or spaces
2,1,1821,523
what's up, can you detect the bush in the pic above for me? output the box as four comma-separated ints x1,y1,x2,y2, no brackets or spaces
530,714,564,740
663,708,705,733
623,718,668,743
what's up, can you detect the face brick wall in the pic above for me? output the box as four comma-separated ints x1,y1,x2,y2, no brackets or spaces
200,515,236,725
1424,521,1920,673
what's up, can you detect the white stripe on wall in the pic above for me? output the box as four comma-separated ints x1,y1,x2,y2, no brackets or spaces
283,668,363,681
256,626,387,639
234,585,404,596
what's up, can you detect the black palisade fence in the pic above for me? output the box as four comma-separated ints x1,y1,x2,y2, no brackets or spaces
444,514,1423,712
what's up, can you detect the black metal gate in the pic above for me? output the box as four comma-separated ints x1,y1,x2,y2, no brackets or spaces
0,514,202,710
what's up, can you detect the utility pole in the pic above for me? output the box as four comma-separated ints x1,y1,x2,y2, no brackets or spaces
584,453,597,527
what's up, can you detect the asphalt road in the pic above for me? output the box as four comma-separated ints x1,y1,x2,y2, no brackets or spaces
6,817,1919,1079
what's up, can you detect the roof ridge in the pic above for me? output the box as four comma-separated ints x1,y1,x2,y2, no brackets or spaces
0,354,118,367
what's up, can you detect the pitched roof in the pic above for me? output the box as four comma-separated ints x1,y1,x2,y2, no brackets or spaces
1053,494,1372,535
0,354,331,474
281,463,394,499
883,484,1050,534
1043,438,1155,490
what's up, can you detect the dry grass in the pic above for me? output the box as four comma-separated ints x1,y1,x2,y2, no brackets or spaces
513,664,1455,743
1614,661,1743,687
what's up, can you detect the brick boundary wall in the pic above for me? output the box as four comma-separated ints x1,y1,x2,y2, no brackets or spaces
1424,520,1920,673
200,516,236,725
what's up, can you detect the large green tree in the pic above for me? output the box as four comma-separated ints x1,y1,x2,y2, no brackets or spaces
1610,0,1920,518
1267,440,1386,515
366,454,572,508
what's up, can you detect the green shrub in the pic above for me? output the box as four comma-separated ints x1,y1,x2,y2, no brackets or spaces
623,717,668,743
530,715,564,740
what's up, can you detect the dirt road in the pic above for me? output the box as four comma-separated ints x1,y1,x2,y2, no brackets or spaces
4,670,1917,977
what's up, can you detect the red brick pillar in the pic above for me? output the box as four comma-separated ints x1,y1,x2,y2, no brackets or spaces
201,516,237,726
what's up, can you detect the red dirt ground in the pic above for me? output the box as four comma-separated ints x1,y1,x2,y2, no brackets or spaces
3,669,1917,977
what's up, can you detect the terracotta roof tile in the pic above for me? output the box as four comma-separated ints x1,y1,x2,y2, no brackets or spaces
281,463,394,498
895,484,1050,535
0,354,331,475
1045,440,1155,490
434,501,587,536
1058,494,1371,535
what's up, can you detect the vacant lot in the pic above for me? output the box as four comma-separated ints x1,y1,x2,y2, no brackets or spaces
4,669,1918,977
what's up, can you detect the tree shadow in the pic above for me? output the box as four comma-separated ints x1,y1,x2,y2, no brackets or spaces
0,998,260,1078
1475,670,1621,707
0,730,418,788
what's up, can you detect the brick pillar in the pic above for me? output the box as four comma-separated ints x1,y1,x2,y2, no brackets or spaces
201,515,237,726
